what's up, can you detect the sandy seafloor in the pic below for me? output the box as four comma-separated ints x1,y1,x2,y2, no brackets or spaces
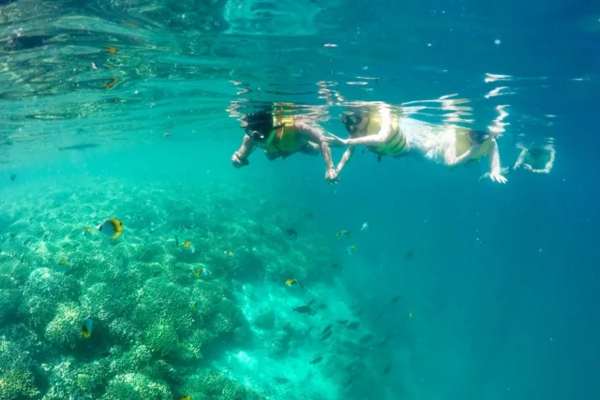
0,160,418,400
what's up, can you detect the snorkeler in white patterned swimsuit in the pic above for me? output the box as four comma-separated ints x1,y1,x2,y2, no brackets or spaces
324,102,440,179
325,101,506,183
423,124,507,183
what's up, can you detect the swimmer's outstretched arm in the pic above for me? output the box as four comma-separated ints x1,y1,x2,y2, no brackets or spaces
513,148,527,170
232,136,257,167
487,139,507,183
444,142,474,166
336,147,356,175
533,147,556,174
295,121,335,173
488,139,501,172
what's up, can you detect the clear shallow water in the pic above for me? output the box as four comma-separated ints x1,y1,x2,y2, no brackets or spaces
2,1,600,400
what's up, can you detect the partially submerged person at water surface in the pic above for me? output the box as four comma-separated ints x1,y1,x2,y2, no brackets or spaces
231,106,338,182
325,101,507,184
324,102,438,176
513,143,555,174
429,125,507,183
480,143,556,180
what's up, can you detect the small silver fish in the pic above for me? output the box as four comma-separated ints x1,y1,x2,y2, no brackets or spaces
361,221,369,231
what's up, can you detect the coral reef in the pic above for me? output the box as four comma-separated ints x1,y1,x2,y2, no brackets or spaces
0,177,368,400
0,289,20,325
0,369,39,400
190,280,249,349
44,302,85,350
0,328,42,400
131,277,199,360
180,369,265,400
20,268,80,330
108,345,152,377
80,282,135,323
75,360,111,393
108,317,142,346
40,357,111,400
144,319,181,357
102,373,172,400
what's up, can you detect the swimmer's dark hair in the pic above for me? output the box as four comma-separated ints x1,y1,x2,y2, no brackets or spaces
468,129,491,144
527,146,545,158
341,109,365,129
244,109,274,134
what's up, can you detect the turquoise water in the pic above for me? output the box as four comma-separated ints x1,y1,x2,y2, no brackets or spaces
2,1,600,400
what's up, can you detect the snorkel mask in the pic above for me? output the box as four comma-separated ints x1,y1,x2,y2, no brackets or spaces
245,123,285,144
245,127,268,142
243,110,275,142
527,145,545,158
469,129,491,144
242,108,291,146
341,111,364,131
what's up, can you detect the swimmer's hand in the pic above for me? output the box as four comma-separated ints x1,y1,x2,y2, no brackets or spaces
323,134,348,147
232,152,249,168
325,168,339,184
480,167,510,181
489,169,507,184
